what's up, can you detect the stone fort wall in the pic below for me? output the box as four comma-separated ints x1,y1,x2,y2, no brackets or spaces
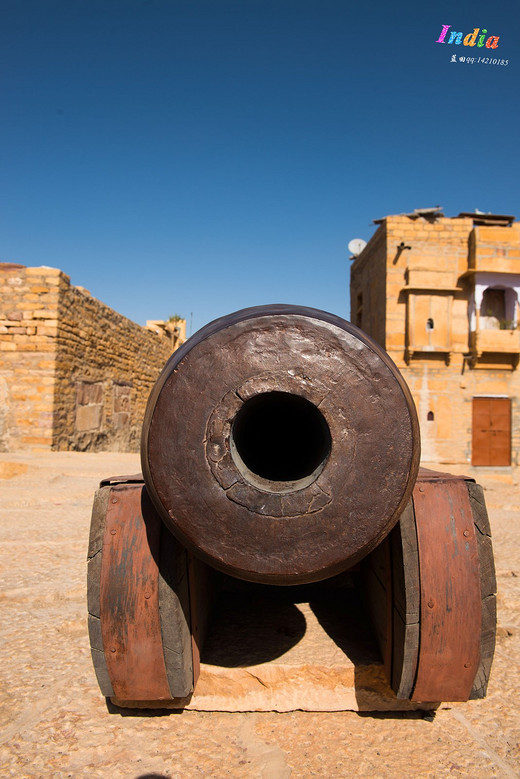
0,263,174,452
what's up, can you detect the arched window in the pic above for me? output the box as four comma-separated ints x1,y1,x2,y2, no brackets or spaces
480,288,506,329
472,277,519,333
426,318,434,331
427,411,434,421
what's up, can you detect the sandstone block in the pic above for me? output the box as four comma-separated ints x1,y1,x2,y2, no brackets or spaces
25,266,52,275
76,404,103,432
10,392,28,401
15,343,38,351
33,309,58,319
21,435,52,445
30,285,52,294
37,325,59,337
77,381,104,406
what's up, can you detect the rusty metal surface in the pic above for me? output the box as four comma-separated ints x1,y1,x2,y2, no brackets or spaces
99,484,172,700
99,473,144,486
411,477,482,702
142,305,420,585
417,467,474,483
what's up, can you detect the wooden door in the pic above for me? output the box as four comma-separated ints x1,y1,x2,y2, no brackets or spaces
472,398,511,466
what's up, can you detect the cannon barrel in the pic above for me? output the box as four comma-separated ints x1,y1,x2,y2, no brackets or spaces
89,305,496,706
141,305,420,585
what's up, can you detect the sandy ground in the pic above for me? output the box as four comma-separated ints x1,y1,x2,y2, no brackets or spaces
0,451,519,779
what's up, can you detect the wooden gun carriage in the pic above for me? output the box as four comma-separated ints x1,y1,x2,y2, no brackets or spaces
87,306,496,707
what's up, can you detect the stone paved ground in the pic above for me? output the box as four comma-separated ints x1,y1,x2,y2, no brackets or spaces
0,452,518,779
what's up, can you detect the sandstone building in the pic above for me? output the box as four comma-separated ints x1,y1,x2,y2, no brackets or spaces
350,209,520,470
0,263,185,452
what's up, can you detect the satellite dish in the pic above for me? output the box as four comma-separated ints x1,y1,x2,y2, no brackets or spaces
348,238,367,257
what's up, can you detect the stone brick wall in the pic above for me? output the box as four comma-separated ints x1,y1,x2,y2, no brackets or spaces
350,214,520,469
0,265,59,451
470,224,520,273
349,222,387,348
0,263,174,452
383,215,473,357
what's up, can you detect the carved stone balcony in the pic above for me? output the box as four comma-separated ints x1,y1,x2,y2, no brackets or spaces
470,327,520,368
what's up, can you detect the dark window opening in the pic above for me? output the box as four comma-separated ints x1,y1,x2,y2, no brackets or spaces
480,288,506,329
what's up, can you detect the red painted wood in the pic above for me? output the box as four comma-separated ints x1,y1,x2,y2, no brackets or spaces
100,484,172,700
412,478,481,702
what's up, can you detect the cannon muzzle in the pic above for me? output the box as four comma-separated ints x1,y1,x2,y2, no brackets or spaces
141,305,420,584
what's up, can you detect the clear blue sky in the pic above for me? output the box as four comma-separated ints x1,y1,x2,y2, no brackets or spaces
1,0,518,334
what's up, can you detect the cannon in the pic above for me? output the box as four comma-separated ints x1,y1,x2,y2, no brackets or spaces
87,305,496,707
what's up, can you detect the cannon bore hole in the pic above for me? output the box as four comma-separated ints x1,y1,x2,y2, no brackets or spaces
230,392,331,493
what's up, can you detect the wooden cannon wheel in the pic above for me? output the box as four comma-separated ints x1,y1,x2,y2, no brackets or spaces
141,305,420,585
87,478,194,702
87,470,495,705
363,469,497,702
